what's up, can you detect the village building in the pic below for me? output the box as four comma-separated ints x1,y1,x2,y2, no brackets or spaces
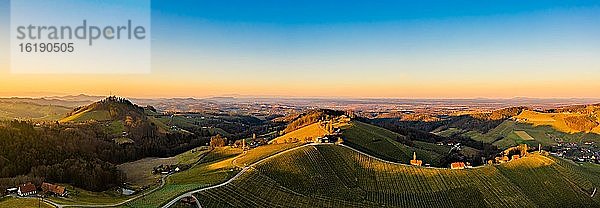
511,155,520,160
6,187,17,194
41,182,67,197
17,182,37,197
410,152,422,166
450,162,466,170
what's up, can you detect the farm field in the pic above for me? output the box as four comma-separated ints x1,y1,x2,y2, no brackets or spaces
0,196,54,208
46,184,131,206
461,120,600,149
117,146,210,187
193,144,600,208
125,143,306,207
59,108,111,122
514,131,535,141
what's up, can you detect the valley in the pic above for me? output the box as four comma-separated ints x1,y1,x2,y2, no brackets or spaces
1,96,600,208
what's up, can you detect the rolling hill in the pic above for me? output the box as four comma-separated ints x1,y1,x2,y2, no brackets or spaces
342,121,449,167
428,105,600,149
60,96,147,123
193,144,600,208
270,110,460,167
0,101,71,121
270,122,329,144
514,109,600,134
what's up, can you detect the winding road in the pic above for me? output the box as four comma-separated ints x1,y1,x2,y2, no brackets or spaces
45,174,169,208
44,142,468,208
161,143,321,208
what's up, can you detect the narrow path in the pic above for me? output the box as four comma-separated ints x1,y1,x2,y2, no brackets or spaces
47,174,169,208
190,195,202,208
161,143,322,208
47,142,487,208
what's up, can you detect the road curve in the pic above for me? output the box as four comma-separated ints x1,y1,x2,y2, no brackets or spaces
46,172,169,208
161,143,322,208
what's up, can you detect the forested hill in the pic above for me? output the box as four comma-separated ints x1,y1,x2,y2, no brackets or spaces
60,96,147,123
0,97,210,192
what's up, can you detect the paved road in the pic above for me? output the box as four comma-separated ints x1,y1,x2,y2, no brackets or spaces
161,143,320,208
44,143,379,208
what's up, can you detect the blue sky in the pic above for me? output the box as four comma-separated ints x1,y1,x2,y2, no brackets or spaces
1,0,600,98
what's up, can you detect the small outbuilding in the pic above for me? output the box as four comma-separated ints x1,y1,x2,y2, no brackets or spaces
17,183,37,196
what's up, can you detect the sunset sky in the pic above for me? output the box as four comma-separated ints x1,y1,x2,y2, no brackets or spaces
1,0,599,98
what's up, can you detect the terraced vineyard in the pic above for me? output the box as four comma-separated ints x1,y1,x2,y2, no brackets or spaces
193,145,600,208
342,121,446,166
125,144,308,207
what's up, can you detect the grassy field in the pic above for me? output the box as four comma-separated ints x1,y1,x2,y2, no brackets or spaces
124,147,242,208
0,101,71,121
60,108,111,122
49,146,211,206
156,116,232,136
125,143,305,207
0,196,54,208
270,122,328,144
47,184,131,206
117,146,210,187
194,145,600,208
514,131,535,140
234,143,305,167
461,120,600,149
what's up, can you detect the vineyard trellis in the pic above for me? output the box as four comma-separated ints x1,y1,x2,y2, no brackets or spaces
190,145,600,208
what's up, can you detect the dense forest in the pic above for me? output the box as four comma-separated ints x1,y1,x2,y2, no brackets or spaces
0,119,210,192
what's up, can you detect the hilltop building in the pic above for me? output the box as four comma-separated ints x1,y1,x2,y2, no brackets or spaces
450,162,466,170
410,152,423,166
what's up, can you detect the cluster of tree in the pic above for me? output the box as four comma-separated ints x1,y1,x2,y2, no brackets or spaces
0,175,44,191
283,109,344,134
564,116,599,132
395,135,414,147
29,158,125,191
373,107,528,134
210,134,227,147
183,113,279,141
444,115,504,134
473,107,529,121
0,119,210,192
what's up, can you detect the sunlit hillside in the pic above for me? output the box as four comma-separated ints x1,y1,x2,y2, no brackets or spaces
194,145,600,207
514,110,600,134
